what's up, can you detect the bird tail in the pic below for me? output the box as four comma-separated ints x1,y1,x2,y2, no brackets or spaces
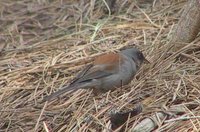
42,83,92,102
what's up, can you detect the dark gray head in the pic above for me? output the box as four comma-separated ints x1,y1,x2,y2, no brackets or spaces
121,48,147,68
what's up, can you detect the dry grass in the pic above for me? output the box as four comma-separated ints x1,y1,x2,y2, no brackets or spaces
0,0,200,131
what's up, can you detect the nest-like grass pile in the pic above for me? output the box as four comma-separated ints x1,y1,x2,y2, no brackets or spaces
0,0,200,131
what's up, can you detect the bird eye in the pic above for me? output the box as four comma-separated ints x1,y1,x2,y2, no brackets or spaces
138,52,144,59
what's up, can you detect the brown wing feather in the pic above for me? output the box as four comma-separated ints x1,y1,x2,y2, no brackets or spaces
71,53,123,84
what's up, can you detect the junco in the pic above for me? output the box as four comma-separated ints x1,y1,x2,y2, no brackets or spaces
43,48,148,101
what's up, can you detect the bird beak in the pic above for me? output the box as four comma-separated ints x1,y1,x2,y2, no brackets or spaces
144,58,150,63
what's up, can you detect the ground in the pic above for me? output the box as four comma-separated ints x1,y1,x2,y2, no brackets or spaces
0,0,200,131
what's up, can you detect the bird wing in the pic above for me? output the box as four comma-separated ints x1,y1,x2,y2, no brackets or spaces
42,64,115,102
71,64,115,84
70,53,122,84
70,64,93,84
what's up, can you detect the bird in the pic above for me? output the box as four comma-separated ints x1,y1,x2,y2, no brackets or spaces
43,48,148,102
